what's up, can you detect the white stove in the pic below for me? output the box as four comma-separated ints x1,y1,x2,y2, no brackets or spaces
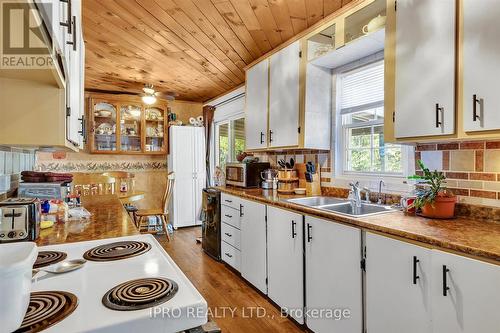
30,234,208,333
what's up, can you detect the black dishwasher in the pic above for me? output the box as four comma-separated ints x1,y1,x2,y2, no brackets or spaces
201,188,221,260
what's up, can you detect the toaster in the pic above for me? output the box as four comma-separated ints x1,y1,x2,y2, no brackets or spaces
0,198,41,243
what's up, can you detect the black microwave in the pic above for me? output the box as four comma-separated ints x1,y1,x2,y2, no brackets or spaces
225,162,270,188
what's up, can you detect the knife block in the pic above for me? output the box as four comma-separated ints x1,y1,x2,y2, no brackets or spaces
306,172,321,196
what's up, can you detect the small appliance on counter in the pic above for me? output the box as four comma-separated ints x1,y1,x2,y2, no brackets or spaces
225,162,270,188
0,198,41,243
18,182,70,200
261,169,278,190
201,188,221,260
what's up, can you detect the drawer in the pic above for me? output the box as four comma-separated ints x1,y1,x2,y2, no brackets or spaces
221,222,241,250
221,241,240,272
221,193,240,211
221,205,241,229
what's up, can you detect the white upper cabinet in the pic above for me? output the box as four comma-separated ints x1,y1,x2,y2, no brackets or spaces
269,41,300,148
366,233,432,333
394,0,455,138
431,250,500,333
305,216,362,333
462,0,500,132
245,60,269,150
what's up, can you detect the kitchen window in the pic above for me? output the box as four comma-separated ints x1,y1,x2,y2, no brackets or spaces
216,117,245,171
337,60,405,176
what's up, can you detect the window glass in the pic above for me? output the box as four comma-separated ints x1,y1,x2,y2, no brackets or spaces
216,117,245,171
231,118,245,161
218,123,229,171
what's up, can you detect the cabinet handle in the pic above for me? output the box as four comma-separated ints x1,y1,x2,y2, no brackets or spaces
260,131,264,144
66,16,77,51
473,94,481,122
291,220,297,239
59,0,72,34
225,253,233,258
239,204,243,217
78,115,86,143
269,130,273,143
442,265,450,296
435,103,443,128
225,199,232,203
307,224,312,243
224,232,232,237
412,256,420,285
224,214,232,218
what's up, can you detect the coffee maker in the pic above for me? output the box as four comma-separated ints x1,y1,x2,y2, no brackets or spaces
260,169,278,189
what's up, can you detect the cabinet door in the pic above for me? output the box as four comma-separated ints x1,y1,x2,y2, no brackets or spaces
305,216,362,333
269,41,300,148
431,250,500,333
394,0,455,138
240,200,267,294
267,206,303,324
193,128,206,226
463,0,500,132
245,60,269,150
365,233,432,333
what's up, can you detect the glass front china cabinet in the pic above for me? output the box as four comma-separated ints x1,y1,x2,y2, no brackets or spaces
88,94,168,154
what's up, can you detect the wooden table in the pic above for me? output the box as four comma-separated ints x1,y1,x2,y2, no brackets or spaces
117,190,145,205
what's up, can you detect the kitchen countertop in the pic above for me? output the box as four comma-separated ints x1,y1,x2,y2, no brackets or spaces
36,194,139,246
217,186,500,263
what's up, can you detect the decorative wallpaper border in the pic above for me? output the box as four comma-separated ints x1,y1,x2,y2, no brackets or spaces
36,161,167,172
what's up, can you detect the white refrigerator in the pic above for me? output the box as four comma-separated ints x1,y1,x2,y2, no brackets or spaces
168,126,206,228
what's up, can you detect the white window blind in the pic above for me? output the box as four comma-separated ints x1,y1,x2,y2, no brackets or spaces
340,61,384,114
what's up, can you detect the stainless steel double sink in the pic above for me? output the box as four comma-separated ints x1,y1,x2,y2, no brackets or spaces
286,196,397,218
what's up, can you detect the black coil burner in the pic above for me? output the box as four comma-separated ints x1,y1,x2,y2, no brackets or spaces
14,291,78,333
83,241,151,262
33,251,67,269
102,277,179,311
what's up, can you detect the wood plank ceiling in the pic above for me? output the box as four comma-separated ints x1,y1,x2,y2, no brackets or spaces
83,0,353,102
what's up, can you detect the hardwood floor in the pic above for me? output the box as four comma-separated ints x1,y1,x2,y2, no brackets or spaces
155,227,305,333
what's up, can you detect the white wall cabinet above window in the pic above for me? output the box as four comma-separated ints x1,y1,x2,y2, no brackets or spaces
393,0,456,138
245,60,269,150
462,0,500,133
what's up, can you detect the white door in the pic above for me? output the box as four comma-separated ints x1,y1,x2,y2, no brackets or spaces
240,199,267,294
267,206,303,324
269,41,300,148
431,250,500,333
305,216,362,333
170,127,195,228
193,127,206,226
463,0,500,132
245,60,269,150
394,0,455,138
365,233,432,333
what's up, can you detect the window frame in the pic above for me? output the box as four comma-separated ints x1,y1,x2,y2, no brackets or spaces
333,55,414,182
214,114,245,169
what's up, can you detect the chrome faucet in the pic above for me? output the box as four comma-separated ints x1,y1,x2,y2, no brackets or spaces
377,180,386,205
349,181,362,208
363,187,371,203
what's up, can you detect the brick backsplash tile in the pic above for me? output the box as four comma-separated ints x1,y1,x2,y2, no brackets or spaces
443,151,450,170
475,150,484,172
485,141,500,149
437,143,459,150
446,172,469,180
416,144,437,151
469,172,496,181
484,150,500,172
449,150,475,171
460,141,485,150
470,189,497,199
449,188,470,196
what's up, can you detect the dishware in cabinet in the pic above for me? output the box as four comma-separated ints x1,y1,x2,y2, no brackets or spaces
91,100,118,152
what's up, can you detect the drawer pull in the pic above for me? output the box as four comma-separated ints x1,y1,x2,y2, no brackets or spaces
225,214,233,218
224,232,232,237
225,253,233,258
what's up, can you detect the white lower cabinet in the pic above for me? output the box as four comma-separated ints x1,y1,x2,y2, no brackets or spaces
366,232,500,333
267,206,304,324
431,250,500,333
240,199,267,294
221,241,240,272
366,232,432,333
305,216,362,333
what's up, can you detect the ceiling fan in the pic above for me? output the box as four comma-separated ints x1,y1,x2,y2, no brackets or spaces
140,84,178,105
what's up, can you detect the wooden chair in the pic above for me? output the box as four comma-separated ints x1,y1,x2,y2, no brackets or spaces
102,171,135,194
71,173,116,197
135,172,175,240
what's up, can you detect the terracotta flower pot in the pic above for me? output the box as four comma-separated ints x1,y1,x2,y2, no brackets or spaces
420,195,457,219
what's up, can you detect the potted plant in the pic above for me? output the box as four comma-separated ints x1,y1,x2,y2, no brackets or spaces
408,160,457,219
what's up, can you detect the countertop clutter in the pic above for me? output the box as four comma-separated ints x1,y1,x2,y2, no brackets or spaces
36,194,139,246
217,186,500,262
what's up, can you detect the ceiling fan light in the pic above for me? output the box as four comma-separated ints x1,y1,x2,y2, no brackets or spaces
142,95,157,105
